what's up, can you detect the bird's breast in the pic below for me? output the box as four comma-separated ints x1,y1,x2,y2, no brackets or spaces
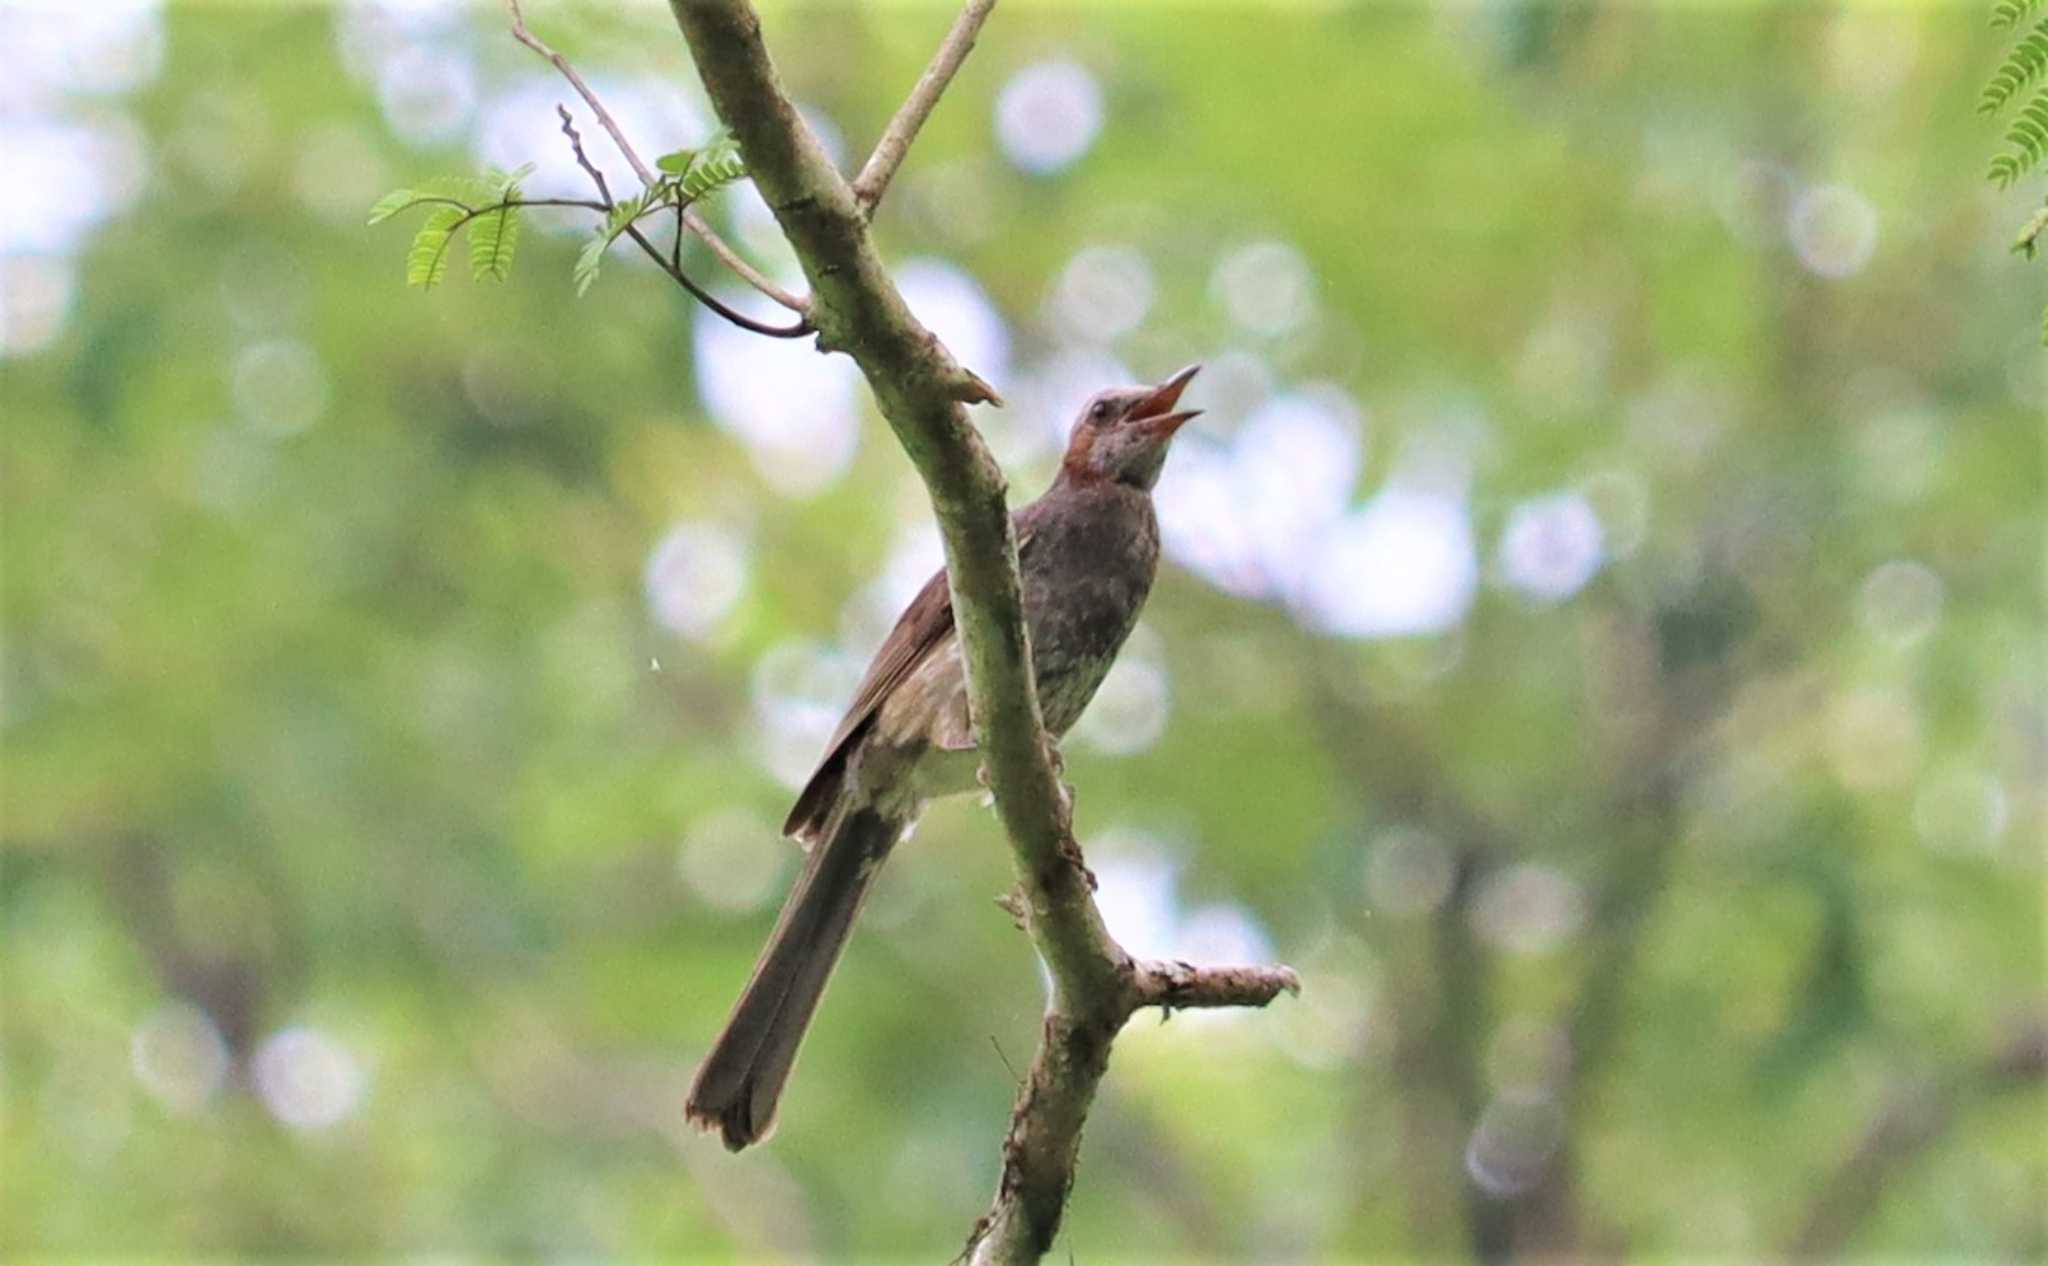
1020,485,1161,736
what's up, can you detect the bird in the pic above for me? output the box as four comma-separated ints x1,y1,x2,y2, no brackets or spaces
684,364,1203,1151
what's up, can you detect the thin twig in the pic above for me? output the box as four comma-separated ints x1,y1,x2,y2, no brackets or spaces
507,0,811,319
625,223,810,337
392,194,612,214
680,204,809,313
990,1035,1020,1084
556,105,809,339
508,0,655,186
852,0,999,214
507,196,608,211
557,104,614,205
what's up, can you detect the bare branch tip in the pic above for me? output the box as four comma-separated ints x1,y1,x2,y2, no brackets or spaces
956,368,1005,407
506,0,654,188
555,104,614,206
1135,959,1302,1011
851,0,1000,214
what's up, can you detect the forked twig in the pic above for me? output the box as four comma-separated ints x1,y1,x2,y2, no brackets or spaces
553,107,810,339
507,0,811,322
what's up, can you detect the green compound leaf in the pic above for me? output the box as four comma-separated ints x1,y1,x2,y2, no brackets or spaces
469,197,521,282
1991,87,2048,187
367,188,429,226
573,193,648,297
377,165,538,285
1981,18,2048,115
572,233,609,298
677,130,747,202
406,205,466,289
467,166,531,283
1993,0,2044,28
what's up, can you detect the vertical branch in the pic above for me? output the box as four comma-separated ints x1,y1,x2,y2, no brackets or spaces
1433,849,1515,1264
1306,660,1515,1259
94,834,282,1063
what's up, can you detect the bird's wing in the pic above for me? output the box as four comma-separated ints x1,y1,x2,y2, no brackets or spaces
782,519,1038,841
824,563,957,759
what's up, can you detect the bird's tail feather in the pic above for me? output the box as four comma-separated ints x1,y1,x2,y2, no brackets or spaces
683,801,904,1151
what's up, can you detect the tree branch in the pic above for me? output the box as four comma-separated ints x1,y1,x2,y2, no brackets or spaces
969,949,1300,1265
680,203,806,314
1305,655,1520,1256
1134,959,1301,1011
553,105,809,339
1789,1013,2047,1259
852,0,998,214
506,0,811,321
556,103,615,203
507,0,655,185
661,3,1294,1261
96,834,284,1065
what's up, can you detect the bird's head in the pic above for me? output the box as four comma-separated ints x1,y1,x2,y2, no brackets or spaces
1059,364,1202,491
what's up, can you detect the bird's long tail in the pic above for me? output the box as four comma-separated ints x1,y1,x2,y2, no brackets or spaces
684,801,905,1151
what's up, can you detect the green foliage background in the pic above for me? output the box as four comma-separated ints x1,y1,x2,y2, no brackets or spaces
3,1,2042,1260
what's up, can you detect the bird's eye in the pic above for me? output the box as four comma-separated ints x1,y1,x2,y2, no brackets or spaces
1089,401,1110,421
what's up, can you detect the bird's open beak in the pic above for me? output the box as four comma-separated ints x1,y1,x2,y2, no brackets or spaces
1133,364,1202,438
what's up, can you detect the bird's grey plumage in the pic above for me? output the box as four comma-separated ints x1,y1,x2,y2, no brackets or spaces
685,366,1200,1150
